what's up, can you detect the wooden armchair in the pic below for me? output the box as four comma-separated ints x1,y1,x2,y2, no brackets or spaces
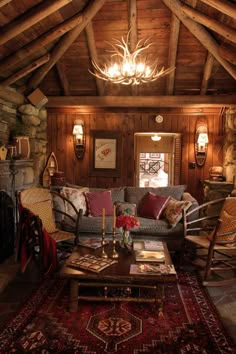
16,187,82,275
183,197,236,286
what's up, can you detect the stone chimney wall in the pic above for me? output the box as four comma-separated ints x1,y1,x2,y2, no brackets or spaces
223,106,236,183
0,87,48,194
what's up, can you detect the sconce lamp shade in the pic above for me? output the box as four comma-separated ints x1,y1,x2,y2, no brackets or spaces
195,118,208,167
73,119,85,159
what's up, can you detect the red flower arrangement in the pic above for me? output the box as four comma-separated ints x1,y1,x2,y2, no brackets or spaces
116,214,140,231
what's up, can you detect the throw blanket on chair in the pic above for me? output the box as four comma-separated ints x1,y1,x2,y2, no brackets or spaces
16,207,57,276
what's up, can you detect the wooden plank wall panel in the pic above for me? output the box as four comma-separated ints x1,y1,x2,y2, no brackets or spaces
47,108,223,202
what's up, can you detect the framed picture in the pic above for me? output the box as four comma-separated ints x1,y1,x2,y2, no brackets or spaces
89,130,121,177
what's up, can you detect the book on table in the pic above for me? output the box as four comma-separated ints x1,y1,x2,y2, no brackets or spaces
78,238,108,249
133,240,164,251
130,263,176,275
134,250,165,262
66,254,117,273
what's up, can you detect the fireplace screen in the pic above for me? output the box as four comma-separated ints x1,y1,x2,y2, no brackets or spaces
0,191,15,263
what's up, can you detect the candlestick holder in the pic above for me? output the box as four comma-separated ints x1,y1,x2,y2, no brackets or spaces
111,228,119,259
101,228,108,258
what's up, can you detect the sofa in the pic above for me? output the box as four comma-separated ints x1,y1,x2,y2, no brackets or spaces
53,184,199,252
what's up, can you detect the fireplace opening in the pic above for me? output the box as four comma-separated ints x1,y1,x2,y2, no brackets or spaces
0,191,15,263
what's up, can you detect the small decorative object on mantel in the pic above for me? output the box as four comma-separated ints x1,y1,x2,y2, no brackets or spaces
209,166,224,181
51,171,65,186
42,152,58,187
12,136,30,159
0,145,8,160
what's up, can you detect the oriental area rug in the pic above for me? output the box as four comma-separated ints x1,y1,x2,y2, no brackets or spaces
0,272,235,354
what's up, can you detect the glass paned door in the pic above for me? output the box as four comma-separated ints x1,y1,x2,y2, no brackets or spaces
139,152,169,187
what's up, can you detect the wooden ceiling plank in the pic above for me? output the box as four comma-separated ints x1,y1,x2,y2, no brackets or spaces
56,61,71,96
200,0,236,19
219,44,236,66
166,14,180,95
26,0,106,93
162,0,236,80
0,12,83,74
0,84,24,105
0,0,11,8
1,54,50,86
46,95,236,108
182,4,236,45
200,52,214,95
0,0,73,45
85,22,104,96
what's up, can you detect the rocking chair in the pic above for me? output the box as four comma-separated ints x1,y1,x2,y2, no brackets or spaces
183,197,236,286
16,187,82,275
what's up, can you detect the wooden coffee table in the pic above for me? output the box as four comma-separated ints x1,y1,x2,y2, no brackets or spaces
60,241,177,312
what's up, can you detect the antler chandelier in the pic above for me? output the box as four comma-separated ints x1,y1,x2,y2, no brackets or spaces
89,32,174,85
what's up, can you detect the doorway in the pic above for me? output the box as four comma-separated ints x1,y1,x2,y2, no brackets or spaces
134,133,182,187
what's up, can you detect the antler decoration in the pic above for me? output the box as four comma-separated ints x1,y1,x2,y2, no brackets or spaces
89,32,175,85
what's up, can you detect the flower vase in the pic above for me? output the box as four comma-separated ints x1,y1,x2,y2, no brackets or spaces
120,229,133,248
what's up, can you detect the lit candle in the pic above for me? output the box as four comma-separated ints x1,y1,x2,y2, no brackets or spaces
102,208,105,230
113,205,116,229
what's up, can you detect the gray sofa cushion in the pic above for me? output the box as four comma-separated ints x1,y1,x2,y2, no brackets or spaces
125,185,186,207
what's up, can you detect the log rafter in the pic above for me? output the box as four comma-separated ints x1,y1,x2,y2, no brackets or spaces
200,0,236,19
56,61,71,96
0,12,83,74
26,0,106,93
166,14,180,95
181,3,236,44
162,0,236,80
0,0,11,8
128,0,138,96
1,54,50,86
0,0,72,45
200,52,214,95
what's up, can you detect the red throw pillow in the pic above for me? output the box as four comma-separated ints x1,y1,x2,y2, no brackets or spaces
85,190,113,217
138,192,170,219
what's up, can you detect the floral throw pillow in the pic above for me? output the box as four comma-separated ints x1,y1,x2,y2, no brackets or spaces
115,202,136,216
163,198,192,228
62,187,89,216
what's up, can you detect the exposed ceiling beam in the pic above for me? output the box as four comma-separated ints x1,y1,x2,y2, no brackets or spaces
200,0,236,19
219,44,236,66
1,54,50,86
0,12,83,74
182,3,236,44
26,0,106,94
47,95,236,108
0,0,72,45
200,53,214,95
0,0,11,8
0,84,25,105
166,14,180,95
56,61,71,96
85,22,104,96
162,0,236,80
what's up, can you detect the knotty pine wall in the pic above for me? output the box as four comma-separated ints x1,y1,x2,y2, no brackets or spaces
47,107,224,203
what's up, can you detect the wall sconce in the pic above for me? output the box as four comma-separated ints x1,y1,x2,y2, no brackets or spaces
72,119,85,159
195,118,208,167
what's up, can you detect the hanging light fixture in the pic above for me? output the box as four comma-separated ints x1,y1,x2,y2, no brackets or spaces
151,134,162,141
89,32,175,85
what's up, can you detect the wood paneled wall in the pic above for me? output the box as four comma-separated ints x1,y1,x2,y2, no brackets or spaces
47,107,224,203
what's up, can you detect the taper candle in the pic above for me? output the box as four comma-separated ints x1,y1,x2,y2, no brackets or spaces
102,208,105,230
113,205,116,229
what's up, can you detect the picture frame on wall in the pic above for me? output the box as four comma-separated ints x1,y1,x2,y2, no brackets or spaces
89,130,121,177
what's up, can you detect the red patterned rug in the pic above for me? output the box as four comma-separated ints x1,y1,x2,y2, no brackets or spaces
0,272,235,353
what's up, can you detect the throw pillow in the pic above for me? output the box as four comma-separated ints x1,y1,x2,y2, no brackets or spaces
85,190,113,217
24,200,57,233
62,186,89,216
115,202,136,216
138,192,170,219
163,197,192,228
